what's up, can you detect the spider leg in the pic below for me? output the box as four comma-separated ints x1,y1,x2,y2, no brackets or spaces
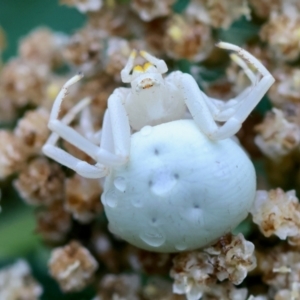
43,98,108,178
213,42,275,127
121,49,137,83
202,44,272,122
44,75,130,179
173,43,274,140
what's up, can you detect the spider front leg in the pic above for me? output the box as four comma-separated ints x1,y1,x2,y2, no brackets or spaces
211,42,275,138
43,97,109,178
43,75,131,178
97,87,131,165
203,53,257,122
175,43,275,140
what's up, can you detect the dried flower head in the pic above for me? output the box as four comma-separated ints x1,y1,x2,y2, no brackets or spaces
142,277,186,300
202,282,248,300
251,189,300,241
63,26,106,75
0,58,49,107
131,0,175,22
88,5,142,38
260,5,300,61
14,158,65,206
248,0,281,19
274,282,300,300
94,274,141,300
36,202,72,242
164,14,213,62
254,108,300,160
128,246,173,275
104,37,133,81
65,174,102,223
170,251,215,300
204,233,257,285
75,74,118,127
19,27,67,68
258,246,300,291
60,0,103,13
186,0,251,29
14,108,50,155
0,130,29,179
49,241,98,292
268,66,300,107
0,260,43,300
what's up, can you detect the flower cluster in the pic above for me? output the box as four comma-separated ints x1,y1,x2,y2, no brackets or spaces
2,0,300,299
170,234,256,300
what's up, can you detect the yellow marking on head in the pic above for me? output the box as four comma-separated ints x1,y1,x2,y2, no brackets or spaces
133,65,144,72
143,62,153,71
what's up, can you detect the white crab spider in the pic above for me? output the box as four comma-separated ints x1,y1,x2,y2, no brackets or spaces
43,42,274,252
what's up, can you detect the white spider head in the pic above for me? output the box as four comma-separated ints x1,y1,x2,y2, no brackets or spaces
130,62,164,92
121,50,168,93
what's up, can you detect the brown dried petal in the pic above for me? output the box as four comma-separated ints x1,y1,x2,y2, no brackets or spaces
95,274,140,300
171,251,216,300
164,15,213,62
260,7,300,61
36,202,72,243
65,173,102,223
0,130,29,179
251,189,300,240
63,26,106,76
14,108,50,155
0,58,49,107
49,241,98,292
204,233,257,285
254,108,300,160
186,0,250,29
19,27,67,68
14,158,65,206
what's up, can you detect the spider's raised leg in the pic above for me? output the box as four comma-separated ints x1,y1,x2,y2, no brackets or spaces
209,42,275,138
202,47,264,122
95,87,131,166
121,50,137,83
170,42,274,140
43,98,108,178
44,75,131,174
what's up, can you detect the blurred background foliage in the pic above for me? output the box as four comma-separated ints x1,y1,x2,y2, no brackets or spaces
0,0,85,62
0,0,262,299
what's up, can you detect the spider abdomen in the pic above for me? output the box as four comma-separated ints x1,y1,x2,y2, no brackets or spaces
102,119,256,252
